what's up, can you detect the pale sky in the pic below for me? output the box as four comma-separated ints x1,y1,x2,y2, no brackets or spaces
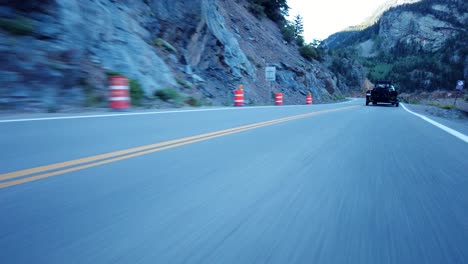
287,0,389,41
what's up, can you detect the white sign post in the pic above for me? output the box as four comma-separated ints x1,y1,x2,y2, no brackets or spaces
456,80,464,91
265,67,276,81
454,80,464,106
265,67,276,104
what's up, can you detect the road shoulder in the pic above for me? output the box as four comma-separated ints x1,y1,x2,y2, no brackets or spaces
403,103,468,137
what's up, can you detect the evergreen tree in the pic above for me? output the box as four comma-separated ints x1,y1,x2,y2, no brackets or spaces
248,0,289,23
281,21,295,43
311,39,322,48
293,14,304,38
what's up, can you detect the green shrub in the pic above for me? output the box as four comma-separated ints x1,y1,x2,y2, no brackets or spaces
154,38,177,53
176,77,193,89
296,35,305,47
440,104,456,110
0,17,34,35
428,103,456,110
154,88,181,102
83,80,104,107
334,94,346,100
281,22,295,43
246,55,262,68
106,71,122,76
129,80,144,106
299,44,319,61
48,61,66,70
85,94,105,107
248,2,265,17
398,94,416,104
247,0,289,23
185,97,203,107
368,63,393,81
46,104,59,113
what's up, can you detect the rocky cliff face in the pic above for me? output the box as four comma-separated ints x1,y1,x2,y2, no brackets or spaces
322,0,467,92
0,0,356,112
325,0,467,56
321,0,423,50
377,1,466,54
0,0,175,110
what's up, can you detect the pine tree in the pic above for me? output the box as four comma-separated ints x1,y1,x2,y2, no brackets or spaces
248,0,289,23
293,14,304,38
311,39,322,48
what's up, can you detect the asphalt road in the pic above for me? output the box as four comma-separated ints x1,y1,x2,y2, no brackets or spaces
1,99,467,264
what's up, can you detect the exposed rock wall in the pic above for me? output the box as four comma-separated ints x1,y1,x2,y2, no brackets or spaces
0,0,357,111
321,0,467,92
0,0,176,110
379,10,461,53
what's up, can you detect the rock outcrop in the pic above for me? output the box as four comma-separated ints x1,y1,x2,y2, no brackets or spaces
378,9,464,53
321,0,467,92
323,0,467,56
0,0,177,110
0,0,359,111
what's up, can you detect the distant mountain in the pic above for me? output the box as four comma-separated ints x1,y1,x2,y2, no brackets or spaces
322,0,467,92
322,0,423,49
351,0,423,31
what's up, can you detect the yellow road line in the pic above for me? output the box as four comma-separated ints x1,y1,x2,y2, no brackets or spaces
0,112,309,181
0,114,299,181
0,105,358,189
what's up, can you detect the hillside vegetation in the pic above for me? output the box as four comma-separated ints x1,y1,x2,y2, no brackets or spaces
322,0,467,93
0,0,361,112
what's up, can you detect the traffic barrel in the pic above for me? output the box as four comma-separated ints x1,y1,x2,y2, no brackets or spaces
109,76,130,110
234,88,244,106
275,93,283,105
306,93,313,104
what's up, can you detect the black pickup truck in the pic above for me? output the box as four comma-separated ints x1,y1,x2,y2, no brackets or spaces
366,81,399,107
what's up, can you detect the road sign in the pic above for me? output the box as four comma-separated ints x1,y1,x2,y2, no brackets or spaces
456,80,464,91
265,67,276,82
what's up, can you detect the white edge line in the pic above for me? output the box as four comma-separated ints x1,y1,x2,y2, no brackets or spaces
0,99,358,123
401,103,468,144
0,107,241,123
0,105,316,123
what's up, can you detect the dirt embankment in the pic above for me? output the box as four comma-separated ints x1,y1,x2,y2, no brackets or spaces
400,90,468,113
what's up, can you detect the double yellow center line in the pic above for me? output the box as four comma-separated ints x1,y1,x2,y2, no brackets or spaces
0,105,358,189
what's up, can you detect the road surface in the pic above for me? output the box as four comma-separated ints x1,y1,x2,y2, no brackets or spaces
1,99,467,263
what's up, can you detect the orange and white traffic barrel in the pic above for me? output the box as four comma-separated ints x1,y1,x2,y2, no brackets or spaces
234,86,244,106
306,93,312,105
109,76,130,110
275,92,283,105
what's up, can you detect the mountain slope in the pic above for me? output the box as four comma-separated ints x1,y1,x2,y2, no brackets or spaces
0,0,360,111
322,0,422,49
322,0,467,92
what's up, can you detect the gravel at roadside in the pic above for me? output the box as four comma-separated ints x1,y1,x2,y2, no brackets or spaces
403,103,468,136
